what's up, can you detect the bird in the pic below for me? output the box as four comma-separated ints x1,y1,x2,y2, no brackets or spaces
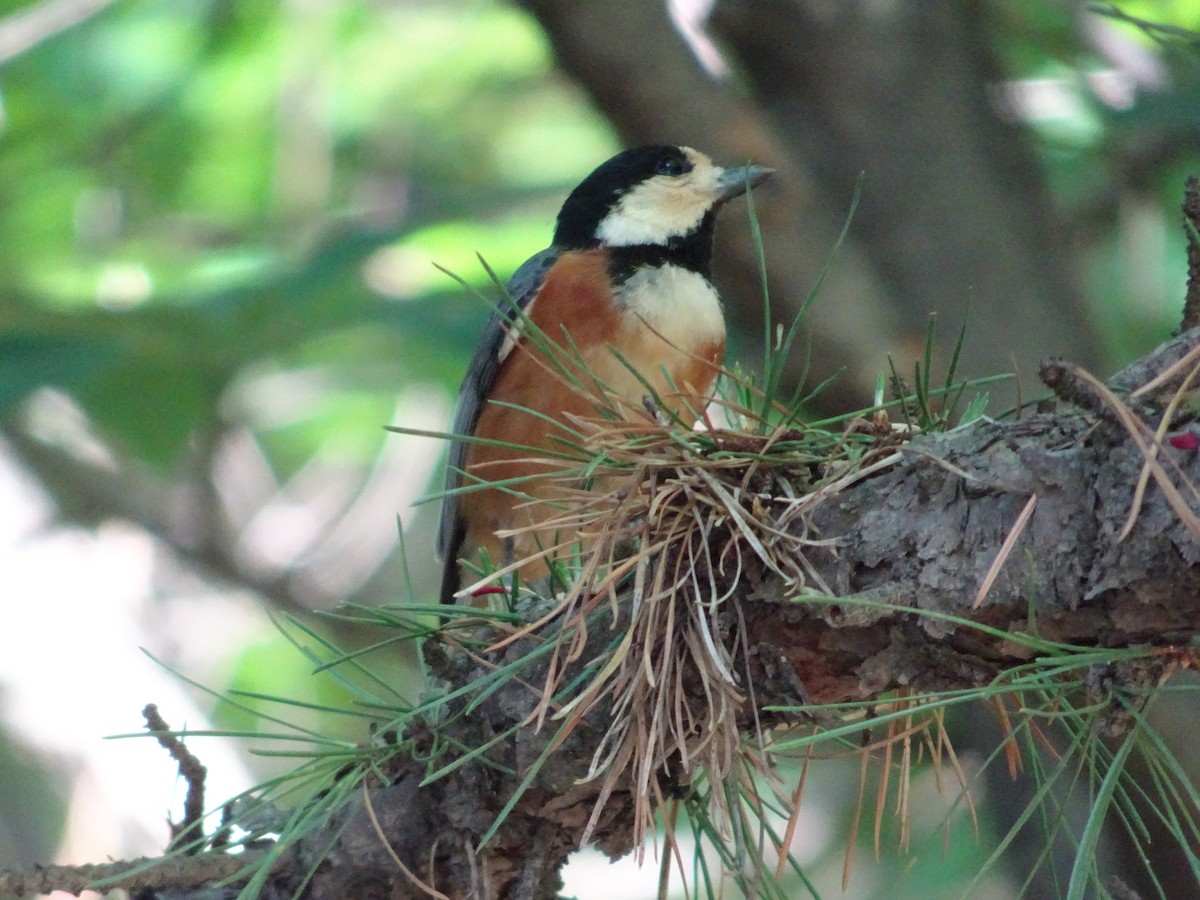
437,144,772,605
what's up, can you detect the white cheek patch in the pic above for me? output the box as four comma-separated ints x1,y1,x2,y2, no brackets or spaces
597,191,706,246
596,154,724,247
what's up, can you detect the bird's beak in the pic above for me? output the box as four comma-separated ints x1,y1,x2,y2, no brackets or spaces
714,164,774,203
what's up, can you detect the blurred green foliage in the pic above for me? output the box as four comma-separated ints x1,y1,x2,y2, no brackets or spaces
0,0,615,471
994,1,1200,361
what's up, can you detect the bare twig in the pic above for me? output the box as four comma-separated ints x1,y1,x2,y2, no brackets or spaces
1040,357,1118,419
0,852,261,896
1182,175,1200,330
142,703,207,853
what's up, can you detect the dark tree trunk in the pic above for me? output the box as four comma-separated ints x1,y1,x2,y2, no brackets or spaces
516,0,1103,416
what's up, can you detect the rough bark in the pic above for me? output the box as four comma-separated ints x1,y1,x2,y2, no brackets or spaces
6,327,1200,898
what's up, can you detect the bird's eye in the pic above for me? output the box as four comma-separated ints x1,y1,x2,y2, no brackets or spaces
655,156,687,177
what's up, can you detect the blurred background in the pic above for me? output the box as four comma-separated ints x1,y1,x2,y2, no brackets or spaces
0,0,1198,897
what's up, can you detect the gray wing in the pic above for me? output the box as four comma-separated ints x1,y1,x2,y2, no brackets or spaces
437,247,561,570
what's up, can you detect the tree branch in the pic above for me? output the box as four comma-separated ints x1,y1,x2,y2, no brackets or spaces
9,327,1200,898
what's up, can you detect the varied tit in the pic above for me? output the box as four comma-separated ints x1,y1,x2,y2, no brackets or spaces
438,144,772,604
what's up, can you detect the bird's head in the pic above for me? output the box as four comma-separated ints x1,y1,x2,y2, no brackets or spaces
552,145,772,250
